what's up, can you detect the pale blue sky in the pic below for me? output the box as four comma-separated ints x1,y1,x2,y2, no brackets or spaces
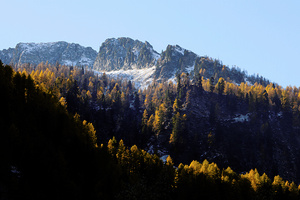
1,0,300,87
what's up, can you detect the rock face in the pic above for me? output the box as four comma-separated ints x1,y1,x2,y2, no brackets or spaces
0,42,97,67
0,37,269,88
0,48,15,65
93,37,160,71
93,38,200,87
155,45,198,81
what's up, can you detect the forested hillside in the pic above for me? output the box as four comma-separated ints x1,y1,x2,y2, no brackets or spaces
2,60,300,199
0,60,115,199
11,61,300,182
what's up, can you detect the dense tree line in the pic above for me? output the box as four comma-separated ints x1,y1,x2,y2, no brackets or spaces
0,61,120,199
3,60,300,199
14,61,300,139
104,136,300,200
193,57,270,86
12,61,300,163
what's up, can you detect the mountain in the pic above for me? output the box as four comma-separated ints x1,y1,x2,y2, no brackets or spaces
92,37,270,88
154,45,198,81
92,38,198,88
0,47,15,64
0,41,97,67
92,37,160,88
4,40,300,196
0,38,270,88
93,37,160,71
8,57,299,185
4,63,296,200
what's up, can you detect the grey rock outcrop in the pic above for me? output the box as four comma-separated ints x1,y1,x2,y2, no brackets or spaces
93,38,199,86
0,37,264,87
93,37,160,71
0,42,97,67
155,45,198,81
0,48,15,65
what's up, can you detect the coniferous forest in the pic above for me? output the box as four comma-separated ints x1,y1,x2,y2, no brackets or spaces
2,60,300,199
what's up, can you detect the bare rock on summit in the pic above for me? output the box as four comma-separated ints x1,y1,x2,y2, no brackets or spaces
0,37,269,89
0,42,97,67
93,37,160,72
0,47,15,65
154,45,198,81
92,38,199,87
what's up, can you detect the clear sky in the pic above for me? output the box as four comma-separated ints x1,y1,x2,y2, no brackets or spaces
1,0,300,87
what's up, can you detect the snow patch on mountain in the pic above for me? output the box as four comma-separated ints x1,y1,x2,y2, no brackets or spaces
132,47,140,57
19,42,60,53
174,45,185,55
186,64,195,74
233,113,250,122
62,60,76,66
94,66,156,89
160,155,169,163
152,51,161,61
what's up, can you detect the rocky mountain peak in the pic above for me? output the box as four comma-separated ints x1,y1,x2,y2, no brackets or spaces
92,39,200,88
154,44,198,81
0,37,268,90
93,37,160,72
0,41,97,67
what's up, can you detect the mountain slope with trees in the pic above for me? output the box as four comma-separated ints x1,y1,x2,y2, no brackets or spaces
7,58,300,186
1,37,300,199
0,61,116,199
1,61,300,200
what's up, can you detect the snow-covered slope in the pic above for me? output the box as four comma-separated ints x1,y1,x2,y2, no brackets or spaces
94,66,156,89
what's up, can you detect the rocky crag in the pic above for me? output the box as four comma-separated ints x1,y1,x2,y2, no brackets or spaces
0,37,269,88
0,41,97,67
